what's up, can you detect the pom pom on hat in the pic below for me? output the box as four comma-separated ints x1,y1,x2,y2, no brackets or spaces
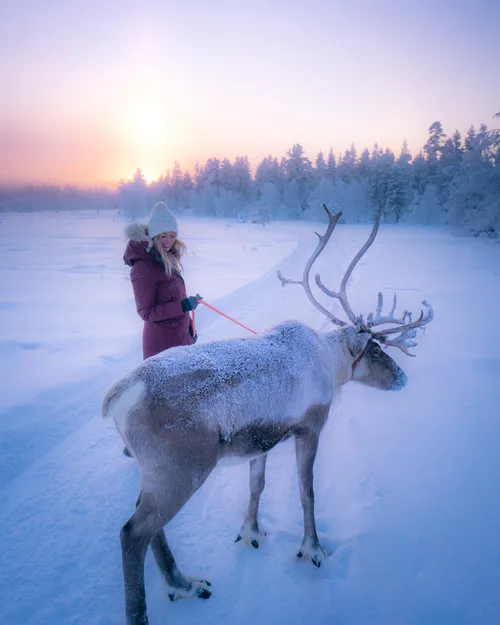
147,202,178,239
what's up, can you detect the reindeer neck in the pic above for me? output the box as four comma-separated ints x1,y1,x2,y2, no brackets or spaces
322,329,353,387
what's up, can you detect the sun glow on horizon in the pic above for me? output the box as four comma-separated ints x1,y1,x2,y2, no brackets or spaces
124,99,170,151
140,168,162,184
114,94,176,183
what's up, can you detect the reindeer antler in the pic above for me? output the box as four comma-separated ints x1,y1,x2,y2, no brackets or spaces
371,300,434,355
277,201,434,355
366,292,412,328
378,328,419,357
277,202,382,327
315,201,383,325
277,204,348,327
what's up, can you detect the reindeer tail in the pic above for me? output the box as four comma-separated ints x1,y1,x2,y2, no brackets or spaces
102,377,132,420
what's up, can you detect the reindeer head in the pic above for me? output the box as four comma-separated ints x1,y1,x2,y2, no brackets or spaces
339,326,408,391
277,203,433,392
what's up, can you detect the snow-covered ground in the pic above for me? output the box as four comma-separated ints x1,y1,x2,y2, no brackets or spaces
1,210,499,625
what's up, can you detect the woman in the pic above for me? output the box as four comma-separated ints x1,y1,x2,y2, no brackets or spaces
123,201,201,359
121,202,200,457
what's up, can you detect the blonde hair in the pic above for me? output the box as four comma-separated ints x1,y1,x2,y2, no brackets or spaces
153,236,186,276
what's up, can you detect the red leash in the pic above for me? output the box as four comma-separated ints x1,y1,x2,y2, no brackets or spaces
190,309,197,336
193,299,257,335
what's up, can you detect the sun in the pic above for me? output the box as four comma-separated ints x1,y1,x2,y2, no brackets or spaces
118,96,175,182
126,98,170,151
140,168,162,184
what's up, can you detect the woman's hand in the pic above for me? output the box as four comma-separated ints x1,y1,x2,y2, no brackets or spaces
181,295,203,312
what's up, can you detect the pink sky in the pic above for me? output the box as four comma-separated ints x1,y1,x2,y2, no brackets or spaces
1,0,499,187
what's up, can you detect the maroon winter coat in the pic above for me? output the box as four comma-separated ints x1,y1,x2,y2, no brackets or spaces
123,224,193,359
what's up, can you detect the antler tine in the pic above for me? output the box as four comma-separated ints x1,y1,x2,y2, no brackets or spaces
316,200,383,325
277,204,348,327
372,300,434,338
366,292,412,328
382,332,418,357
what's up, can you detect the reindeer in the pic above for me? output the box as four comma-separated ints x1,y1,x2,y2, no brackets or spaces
102,205,433,625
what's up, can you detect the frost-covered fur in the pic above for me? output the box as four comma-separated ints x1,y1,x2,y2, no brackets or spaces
109,322,333,439
102,320,407,625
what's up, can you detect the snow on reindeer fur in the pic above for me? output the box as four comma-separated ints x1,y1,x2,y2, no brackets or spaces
110,320,338,438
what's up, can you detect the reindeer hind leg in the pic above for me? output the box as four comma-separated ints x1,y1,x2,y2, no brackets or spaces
120,493,162,625
121,442,217,624
150,529,212,601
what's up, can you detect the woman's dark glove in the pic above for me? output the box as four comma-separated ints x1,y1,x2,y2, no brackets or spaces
181,295,202,312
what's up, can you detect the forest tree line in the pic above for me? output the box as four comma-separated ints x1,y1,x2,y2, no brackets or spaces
1,118,499,237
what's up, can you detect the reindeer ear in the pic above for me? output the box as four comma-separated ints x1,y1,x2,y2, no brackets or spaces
345,327,371,358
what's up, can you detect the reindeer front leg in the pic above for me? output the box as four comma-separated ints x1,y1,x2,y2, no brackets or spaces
295,429,326,567
235,453,268,548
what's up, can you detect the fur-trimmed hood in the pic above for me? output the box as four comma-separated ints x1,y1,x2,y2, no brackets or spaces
125,222,150,243
123,223,157,267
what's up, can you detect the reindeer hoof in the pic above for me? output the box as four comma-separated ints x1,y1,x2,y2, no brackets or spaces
195,584,212,599
167,578,212,601
297,541,327,567
235,521,266,549
312,554,322,568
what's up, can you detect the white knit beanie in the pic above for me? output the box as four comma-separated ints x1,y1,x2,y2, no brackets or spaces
147,202,178,239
